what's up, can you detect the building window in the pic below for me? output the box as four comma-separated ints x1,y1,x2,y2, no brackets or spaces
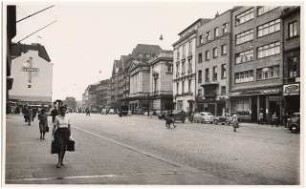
236,29,254,45
289,21,298,38
198,70,202,83
257,19,281,37
257,6,277,16
181,62,185,76
188,59,192,73
205,68,209,82
206,31,211,41
221,45,227,55
257,41,280,59
221,86,226,95
256,66,279,80
188,41,192,55
167,65,173,73
177,100,183,110
221,64,227,79
213,66,218,81
198,53,203,63
222,23,229,34
236,8,254,25
198,89,202,96
235,70,254,83
213,48,218,58
176,63,179,77
199,35,203,45
176,82,179,94
205,50,210,61
235,49,254,64
188,79,192,93
288,56,299,78
214,27,220,38
176,49,180,60
182,81,185,93
182,44,186,58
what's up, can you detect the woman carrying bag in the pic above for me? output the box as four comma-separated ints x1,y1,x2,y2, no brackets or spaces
52,106,74,168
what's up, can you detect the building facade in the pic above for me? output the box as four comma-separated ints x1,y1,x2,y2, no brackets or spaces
96,79,110,108
196,11,232,116
149,50,173,114
281,6,300,116
128,44,162,114
9,43,53,106
230,7,284,123
173,18,211,113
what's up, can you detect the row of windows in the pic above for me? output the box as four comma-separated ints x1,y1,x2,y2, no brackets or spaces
198,64,227,83
198,86,227,96
235,41,280,64
198,44,227,63
236,7,277,26
198,23,229,45
176,41,193,60
258,19,281,37
176,80,192,94
234,65,279,83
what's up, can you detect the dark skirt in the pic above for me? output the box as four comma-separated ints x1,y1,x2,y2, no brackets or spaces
54,128,70,152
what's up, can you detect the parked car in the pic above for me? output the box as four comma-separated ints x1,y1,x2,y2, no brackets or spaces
157,112,166,119
214,113,232,125
287,112,300,133
193,112,214,124
171,110,187,123
108,108,115,114
118,106,129,117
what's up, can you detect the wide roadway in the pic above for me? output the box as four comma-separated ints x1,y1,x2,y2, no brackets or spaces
5,113,300,185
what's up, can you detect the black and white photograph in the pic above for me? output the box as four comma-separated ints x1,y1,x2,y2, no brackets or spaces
1,0,304,186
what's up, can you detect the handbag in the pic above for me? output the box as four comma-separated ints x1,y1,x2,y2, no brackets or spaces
67,139,75,151
51,140,59,154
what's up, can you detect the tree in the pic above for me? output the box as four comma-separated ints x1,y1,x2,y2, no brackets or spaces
63,97,77,111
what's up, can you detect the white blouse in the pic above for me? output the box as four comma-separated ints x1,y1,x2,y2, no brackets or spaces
54,115,71,128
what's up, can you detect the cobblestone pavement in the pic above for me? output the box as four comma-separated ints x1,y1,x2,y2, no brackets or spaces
4,113,300,185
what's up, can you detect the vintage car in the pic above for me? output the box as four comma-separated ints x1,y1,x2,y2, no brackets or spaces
287,112,300,133
193,112,214,124
118,106,129,117
214,113,232,125
171,110,187,123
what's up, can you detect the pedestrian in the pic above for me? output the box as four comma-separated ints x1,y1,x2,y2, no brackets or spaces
272,112,279,127
258,109,264,125
53,106,72,168
85,107,91,116
38,109,48,140
32,108,37,121
232,113,239,132
51,106,59,124
25,106,32,126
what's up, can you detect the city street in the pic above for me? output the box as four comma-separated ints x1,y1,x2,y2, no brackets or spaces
5,113,300,185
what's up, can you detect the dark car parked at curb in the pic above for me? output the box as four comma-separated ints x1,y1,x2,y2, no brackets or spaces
118,106,129,117
171,110,187,123
286,112,300,133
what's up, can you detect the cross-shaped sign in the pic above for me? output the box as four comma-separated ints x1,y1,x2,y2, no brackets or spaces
23,57,39,87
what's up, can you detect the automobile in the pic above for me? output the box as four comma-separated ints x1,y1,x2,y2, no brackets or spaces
214,113,232,125
193,112,214,124
171,110,187,123
157,111,167,119
101,108,107,114
118,106,129,117
287,112,300,133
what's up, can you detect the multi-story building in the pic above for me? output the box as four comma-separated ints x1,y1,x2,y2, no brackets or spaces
128,44,162,114
9,43,53,106
196,11,232,116
173,18,211,113
281,6,300,116
149,50,173,114
230,6,284,123
96,79,110,108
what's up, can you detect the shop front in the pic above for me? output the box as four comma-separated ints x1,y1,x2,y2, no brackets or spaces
283,83,300,115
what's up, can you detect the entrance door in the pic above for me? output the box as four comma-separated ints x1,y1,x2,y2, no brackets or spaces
251,96,257,122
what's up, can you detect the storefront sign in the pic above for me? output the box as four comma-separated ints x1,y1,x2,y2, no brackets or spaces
283,84,299,96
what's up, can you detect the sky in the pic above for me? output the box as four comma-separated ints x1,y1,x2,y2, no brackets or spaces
9,0,293,101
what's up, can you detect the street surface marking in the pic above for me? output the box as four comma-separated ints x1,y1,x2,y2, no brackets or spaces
6,174,117,182
73,126,198,171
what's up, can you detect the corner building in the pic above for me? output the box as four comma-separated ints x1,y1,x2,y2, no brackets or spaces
196,11,232,116
230,7,284,123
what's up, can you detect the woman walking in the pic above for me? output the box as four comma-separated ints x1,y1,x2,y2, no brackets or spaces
38,109,48,140
53,106,72,168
